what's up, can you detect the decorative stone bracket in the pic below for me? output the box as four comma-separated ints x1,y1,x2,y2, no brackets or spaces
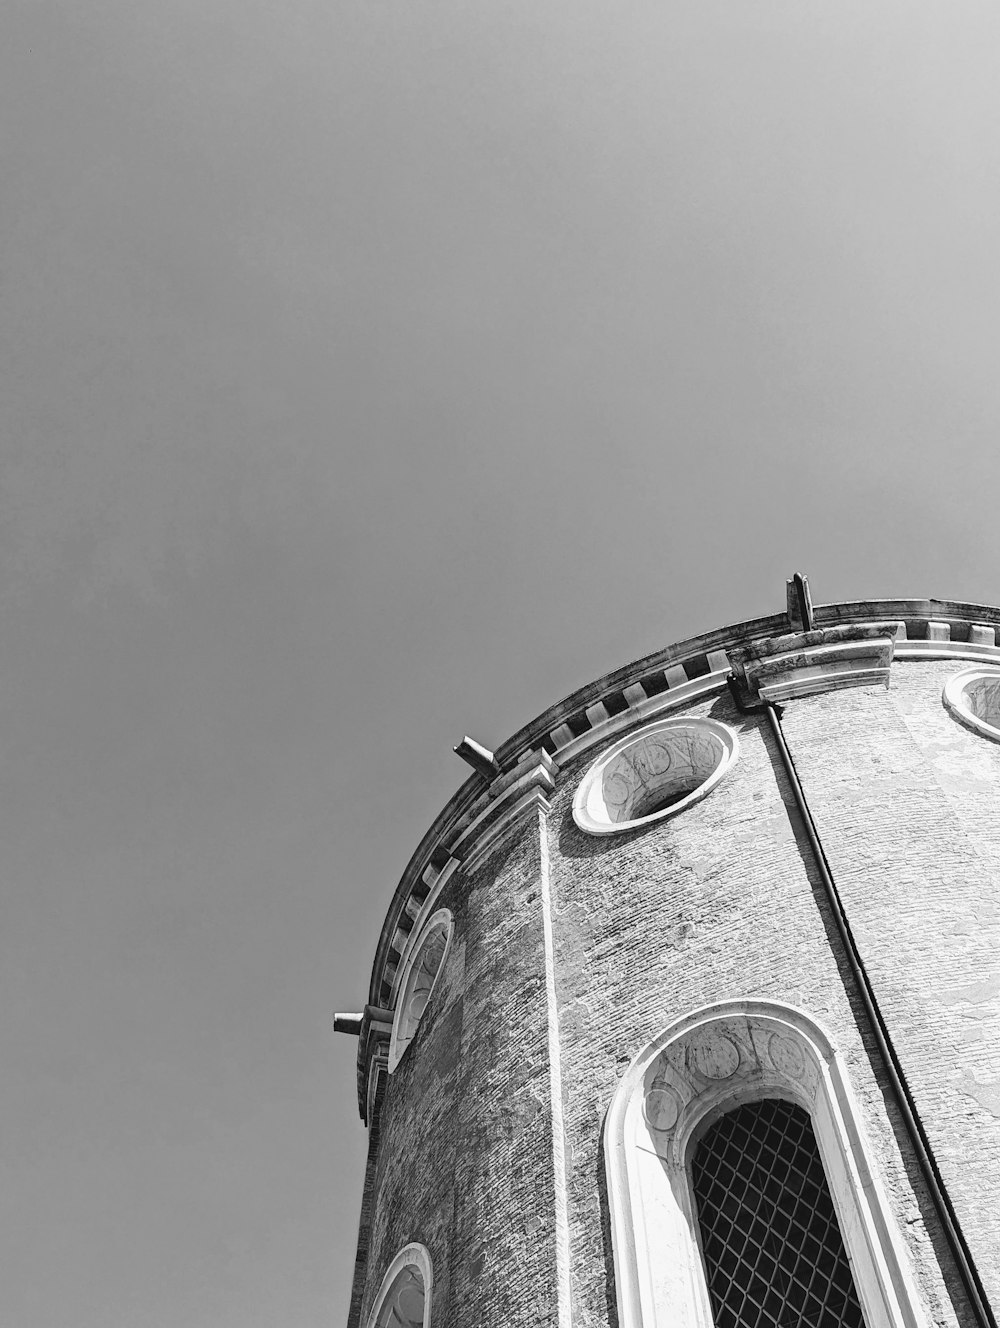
449,748,557,871
728,623,899,704
356,1004,393,1129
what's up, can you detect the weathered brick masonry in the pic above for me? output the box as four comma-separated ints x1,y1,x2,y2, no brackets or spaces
352,826,561,1328
341,592,999,1328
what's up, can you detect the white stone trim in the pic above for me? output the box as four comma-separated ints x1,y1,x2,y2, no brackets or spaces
604,1000,924,1328
942,666,1000,744
585,700,610,727
366,1242,433,1328
460,786,551,871
895,640,1000,662
549,674,727,765
760,664,890,701
388,910,453,1073
538,807,573,1328
572,718,739,836
448,754,556,871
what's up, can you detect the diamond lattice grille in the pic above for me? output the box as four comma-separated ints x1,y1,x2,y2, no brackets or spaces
691,1099,866,1328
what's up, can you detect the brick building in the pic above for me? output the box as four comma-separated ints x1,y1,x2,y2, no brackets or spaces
335,579,999,1328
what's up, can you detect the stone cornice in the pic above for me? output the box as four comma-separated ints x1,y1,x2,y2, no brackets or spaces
355,1004,393,1130
353,595,1000,1121
450,752,556,870
728,623,899,703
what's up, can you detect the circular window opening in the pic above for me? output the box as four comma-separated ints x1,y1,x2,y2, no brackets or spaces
573,717,738,835
943,668,1000,743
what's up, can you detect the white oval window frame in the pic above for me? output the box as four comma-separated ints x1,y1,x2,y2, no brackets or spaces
388,909,453,1073
572,717,739,836
942,667,1000,743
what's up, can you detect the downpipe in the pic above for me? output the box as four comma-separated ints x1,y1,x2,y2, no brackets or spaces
728,677,996,1328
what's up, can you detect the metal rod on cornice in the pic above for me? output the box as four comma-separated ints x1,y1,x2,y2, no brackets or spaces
786,571,815,632
793,572,814,631
764,700,997,1328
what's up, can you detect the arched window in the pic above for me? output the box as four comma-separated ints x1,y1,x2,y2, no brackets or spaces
604,1002,922,1328
692,1099,864,1328
366,1243,432,1328
388,910,453,1072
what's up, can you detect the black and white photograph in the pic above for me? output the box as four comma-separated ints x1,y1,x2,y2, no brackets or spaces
3,3,999,1326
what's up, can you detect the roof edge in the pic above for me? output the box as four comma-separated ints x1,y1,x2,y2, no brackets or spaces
352,591,1000,1120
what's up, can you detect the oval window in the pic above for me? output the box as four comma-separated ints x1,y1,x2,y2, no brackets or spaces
572,717,738,835
943,667,1000,743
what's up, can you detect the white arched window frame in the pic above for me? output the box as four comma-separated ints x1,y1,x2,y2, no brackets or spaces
388,909,453,1073
366,1242,433,1328
604,1000,923,1328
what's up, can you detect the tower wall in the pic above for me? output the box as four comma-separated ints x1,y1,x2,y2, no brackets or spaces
343,597,1000,1328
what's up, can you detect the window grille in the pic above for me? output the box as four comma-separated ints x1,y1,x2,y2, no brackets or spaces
692,1098,865,1328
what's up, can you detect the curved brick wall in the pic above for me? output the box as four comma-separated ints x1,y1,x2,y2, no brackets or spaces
345,594,1000,1328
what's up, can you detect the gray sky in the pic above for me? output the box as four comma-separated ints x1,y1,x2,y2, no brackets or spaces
3,1,1000,1324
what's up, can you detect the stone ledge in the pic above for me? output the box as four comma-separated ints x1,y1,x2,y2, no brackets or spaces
729,625,898,704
